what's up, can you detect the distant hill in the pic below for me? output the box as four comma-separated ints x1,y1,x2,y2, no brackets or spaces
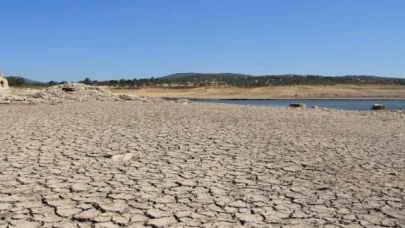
7,73,404,88
162,73,252,79
161,73,404,81
340,75,403,81
151,73,405,87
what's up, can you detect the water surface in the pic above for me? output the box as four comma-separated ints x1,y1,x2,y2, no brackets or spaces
193,99,405,110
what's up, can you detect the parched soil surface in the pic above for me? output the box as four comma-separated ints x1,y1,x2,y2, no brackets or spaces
0,102,404,228
112,85,405,99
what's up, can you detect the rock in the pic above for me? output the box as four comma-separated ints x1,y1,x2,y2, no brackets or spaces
388,171,398,176
122,153,134,161
29,83,119,102
162,97,192,103
0,83,190,104
372,104,386,110
119,94,140,100
111,153,134,162
289,103,306,108
111,154,124,161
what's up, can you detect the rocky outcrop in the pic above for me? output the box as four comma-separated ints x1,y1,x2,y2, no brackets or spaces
372,104,386,110
0,83,190,104
289,103,306,108
0,83,116,104
29,83,120,102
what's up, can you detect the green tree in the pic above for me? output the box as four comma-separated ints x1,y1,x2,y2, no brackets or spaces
6,76,26,86
83,77,92,85
109,80,119,85
48,81,58,86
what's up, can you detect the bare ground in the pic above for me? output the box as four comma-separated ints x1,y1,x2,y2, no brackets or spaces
112,85,405,99
0,102,404,227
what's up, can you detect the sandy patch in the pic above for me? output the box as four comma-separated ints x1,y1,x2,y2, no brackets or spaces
112,85,405,99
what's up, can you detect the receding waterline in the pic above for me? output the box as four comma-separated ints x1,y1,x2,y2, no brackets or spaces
193,99,405,111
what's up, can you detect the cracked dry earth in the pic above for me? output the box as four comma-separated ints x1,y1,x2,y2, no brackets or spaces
0,102,404,228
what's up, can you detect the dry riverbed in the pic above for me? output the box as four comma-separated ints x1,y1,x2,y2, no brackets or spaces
0,102,404,227
112,85,405,99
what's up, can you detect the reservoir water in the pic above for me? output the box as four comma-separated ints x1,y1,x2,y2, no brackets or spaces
193,99,405,110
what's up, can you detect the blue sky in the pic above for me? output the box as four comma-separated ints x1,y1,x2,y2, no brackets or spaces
1,0,404,82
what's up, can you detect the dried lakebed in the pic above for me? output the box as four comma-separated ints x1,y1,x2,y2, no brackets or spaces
0,102,404,228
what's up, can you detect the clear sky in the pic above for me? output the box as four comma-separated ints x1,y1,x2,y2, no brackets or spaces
1,0,404,82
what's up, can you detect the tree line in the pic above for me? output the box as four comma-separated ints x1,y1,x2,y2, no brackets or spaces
5,76,27,86
79,74,405,88
6,74,405,88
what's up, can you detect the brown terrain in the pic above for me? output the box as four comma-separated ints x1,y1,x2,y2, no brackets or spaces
0,98,404,227
112,85,405,99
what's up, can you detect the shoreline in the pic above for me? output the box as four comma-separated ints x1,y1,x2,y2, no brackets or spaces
111,85,405,100
188,97,405,111
186,97,405,100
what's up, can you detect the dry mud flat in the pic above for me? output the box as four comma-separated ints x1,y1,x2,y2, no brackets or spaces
0,102,404,228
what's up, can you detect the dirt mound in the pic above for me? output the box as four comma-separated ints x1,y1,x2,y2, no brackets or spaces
30,83,120,102
0,83,190,104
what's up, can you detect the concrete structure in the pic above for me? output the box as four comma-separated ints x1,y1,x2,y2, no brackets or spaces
0,73,10,95
0,72,10,95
